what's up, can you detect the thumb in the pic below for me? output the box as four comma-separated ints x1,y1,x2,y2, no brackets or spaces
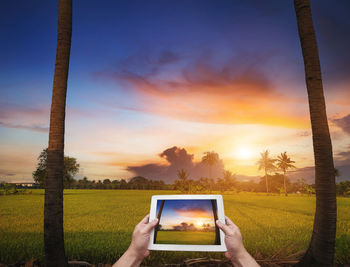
216,220,230,235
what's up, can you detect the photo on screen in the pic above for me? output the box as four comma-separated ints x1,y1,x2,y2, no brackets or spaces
154,199,221,245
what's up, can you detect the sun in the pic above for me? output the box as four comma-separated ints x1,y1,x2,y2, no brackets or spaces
195,219,205,228
235,146,253,160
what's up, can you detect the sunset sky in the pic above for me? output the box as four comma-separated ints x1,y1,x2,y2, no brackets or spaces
1,0,350,182
156,200,215,230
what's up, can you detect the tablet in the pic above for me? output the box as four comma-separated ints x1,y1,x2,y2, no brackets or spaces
148,195,227,251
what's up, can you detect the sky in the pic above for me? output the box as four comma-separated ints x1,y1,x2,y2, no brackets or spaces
1,0,350,183
156,200,215,230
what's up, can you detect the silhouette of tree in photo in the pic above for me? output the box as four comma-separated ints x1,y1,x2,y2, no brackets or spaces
276,152,295,196
202,151,219,179
174,169,190,193
257,150,276,194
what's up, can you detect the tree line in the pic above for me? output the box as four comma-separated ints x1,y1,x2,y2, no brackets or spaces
2,175,350,196
29,148,349,195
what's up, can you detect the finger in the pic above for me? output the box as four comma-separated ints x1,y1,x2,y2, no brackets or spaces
143,218,159,233
225,216,238,228
216,220,231,234
224,251,232,260
139,214,150,225
143,250,150,258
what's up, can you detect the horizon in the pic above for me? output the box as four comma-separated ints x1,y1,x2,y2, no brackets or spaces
1,0,350,183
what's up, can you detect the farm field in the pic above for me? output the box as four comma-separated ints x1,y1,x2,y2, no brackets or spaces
156,231,216,245
0,189,349,265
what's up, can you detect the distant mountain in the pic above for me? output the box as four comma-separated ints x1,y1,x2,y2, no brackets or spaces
286,164,350,184
335,165,350,182
235,164,350,184
235,174,260,182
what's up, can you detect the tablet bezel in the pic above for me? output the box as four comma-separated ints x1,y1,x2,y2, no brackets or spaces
148,194,227,251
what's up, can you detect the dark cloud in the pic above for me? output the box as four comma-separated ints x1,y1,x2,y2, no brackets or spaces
126,146,225,182
94,49,309,127
334,145,350,167
111,50,280,99
332,114,350,135
125,163,168,180
160,146,193,170
95,49,181,80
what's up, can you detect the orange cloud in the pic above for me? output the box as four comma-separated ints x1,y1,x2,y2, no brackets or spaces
173,207,213,219
98,56,310,128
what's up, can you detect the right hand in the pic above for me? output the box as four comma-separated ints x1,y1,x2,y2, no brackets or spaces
216,216,247,261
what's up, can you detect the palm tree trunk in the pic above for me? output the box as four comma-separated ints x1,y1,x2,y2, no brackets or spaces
294,0,336,265
265,170,269,194
211,200,220,245
44,0,72,266
284,170,288,196
153,200,165,243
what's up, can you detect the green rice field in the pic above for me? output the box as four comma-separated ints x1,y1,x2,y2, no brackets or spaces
156,231,216,245
0,190,349,265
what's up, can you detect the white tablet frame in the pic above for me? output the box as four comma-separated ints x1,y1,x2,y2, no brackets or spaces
148,194,227,252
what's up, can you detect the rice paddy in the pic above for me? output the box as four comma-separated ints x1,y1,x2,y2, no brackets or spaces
0,189,349,265
156,231,216,245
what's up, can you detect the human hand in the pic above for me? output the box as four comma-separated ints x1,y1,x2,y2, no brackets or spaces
113,214,158,267
216,216,245,260
216,216,259,267
128,214,158,260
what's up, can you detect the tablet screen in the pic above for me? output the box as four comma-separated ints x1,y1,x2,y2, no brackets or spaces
154,199,221,245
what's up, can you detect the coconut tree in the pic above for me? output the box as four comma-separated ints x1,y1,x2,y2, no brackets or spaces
276,152,295,196
223,170,236,192
294,0,336,265
202,151,219,179
257,150,276,194
44,0,72,266
175,169,189,193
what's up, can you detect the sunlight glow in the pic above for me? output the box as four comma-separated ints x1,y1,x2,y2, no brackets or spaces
195,219,205,228
235,146,254,160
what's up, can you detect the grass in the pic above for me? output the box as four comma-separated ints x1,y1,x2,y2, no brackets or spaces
0,189,349,265
156,231,216,245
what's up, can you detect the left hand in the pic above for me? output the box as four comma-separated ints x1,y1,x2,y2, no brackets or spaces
127,214,159,260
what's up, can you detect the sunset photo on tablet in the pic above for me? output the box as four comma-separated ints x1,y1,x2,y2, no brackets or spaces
154,199,220,245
